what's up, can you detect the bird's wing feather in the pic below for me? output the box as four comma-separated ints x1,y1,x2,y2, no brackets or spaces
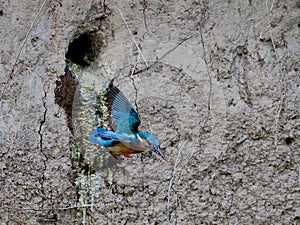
110,86,141,133
90,127,135,143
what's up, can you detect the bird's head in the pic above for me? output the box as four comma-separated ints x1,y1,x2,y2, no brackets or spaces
137,132,168,162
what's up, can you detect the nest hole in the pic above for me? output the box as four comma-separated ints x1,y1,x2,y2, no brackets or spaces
65,33,97,67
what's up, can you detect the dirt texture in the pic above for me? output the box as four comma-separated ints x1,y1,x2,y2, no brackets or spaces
0,0,299,224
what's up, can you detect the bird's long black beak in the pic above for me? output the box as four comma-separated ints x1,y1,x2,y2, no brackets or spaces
153,147,168,162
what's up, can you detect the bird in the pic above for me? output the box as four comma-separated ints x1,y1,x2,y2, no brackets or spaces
89,85,168,162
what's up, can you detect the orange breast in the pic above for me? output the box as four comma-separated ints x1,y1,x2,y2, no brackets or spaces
107,142,144,158
121,138,149,152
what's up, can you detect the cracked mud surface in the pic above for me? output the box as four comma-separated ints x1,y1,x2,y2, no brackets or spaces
0,0,299,224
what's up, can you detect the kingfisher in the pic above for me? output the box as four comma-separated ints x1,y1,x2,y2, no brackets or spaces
89,86,168,161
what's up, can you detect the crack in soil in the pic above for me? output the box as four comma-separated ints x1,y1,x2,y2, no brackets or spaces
37,85,48,194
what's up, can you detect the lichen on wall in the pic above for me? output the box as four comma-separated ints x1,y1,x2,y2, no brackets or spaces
67,62,115,223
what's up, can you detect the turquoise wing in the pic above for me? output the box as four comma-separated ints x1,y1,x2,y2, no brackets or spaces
110,86,141,134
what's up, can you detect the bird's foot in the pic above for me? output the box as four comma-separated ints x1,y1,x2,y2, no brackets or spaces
122,153,132,158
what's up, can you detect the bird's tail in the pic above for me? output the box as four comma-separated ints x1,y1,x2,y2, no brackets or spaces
90,127,131,145
90,128,118,141
89,128,120,147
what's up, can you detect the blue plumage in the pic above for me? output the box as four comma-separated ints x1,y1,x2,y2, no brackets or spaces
110,86,141,134
138,132,160,147
89,86,168,161
89,128,120,147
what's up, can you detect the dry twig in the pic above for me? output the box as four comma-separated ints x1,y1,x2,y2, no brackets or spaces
167,139,188,223
114,0,149,68
265,0,276,52
198,0,213,117
0,0,48,101
131,36,193,76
